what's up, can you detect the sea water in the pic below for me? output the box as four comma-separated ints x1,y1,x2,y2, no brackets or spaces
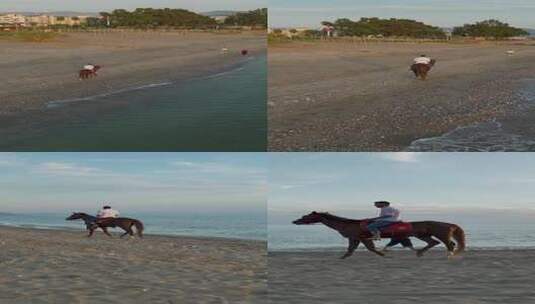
407,78,535,152
0,212,266,241
0,55,267,151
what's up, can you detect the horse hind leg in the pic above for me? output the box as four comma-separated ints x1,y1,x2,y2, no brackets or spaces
129,224,135,237
120,225,135,239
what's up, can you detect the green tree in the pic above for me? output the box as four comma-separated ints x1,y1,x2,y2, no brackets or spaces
453,19,528,39
329,17,446,38
224,8,267,28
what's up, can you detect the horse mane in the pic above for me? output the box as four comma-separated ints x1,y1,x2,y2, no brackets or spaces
73,212,96,219
317,212,362,223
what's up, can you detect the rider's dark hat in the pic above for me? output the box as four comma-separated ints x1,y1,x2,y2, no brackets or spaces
103,205,111,209
374,201,390,206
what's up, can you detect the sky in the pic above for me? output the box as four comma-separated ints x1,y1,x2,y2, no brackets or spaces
0,0,266,13
269,0,535,29
0,153,266,214
269,152,535,216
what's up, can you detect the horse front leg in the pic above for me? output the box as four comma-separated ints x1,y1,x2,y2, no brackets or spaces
87,228,95,237
415,236,440,257
362,240,385,257
341,238,360,259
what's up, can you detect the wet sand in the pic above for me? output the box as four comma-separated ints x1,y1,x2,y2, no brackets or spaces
0,225,266,304
0,30,266,117
268,40,535,151
269,249,535,303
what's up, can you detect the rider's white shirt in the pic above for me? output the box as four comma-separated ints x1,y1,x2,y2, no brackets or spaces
84,65,95,70
414,57,431,65
378,206,400,222
97,209,119,218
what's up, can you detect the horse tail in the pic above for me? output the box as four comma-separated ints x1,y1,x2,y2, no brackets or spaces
133,220,144,238
451,225,465,255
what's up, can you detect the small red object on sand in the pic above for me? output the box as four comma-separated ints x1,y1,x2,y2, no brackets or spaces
241,49,248,56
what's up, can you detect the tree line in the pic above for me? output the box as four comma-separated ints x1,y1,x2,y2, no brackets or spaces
224,8,267,28
331,18,446,39
98,8,215,28
278,17,528,40
452,19,528,39
84,8,267,29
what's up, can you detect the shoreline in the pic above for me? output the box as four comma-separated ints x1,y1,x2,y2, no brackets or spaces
268,40,535,151
44,56,256,108
0,223,267,244
0,31,266,117
268,246,535,253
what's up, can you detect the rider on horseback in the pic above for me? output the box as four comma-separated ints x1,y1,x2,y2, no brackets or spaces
367,201,400,240
95,205,119,227
83,63,95,71
413,54,431,65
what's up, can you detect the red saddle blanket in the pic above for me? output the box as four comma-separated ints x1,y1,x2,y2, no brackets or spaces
360,220,413,239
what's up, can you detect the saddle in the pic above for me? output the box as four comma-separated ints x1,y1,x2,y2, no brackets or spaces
96,217,117,228
359,220,413,239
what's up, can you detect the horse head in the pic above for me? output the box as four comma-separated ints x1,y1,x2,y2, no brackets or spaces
293,211,326,225
93,65,101,71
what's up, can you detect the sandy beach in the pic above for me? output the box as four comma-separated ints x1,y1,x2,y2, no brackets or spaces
0,225,266,304
269,249,535,303
268,40,535,151
0,30,265,117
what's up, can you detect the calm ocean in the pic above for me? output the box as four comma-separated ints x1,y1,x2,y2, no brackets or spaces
0,212,266,241
269,210,535,251
0,55,266,151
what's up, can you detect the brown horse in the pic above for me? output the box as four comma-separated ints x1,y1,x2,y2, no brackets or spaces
411,59,436,80
293,211,465,259
79,65,101,80
66,212,144,238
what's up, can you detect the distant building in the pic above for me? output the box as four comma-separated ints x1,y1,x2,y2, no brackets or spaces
25,15,54,27
0,13,89,28
0,14,26,26
50,16,87,26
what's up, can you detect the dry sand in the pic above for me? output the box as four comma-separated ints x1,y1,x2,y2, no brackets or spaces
268,40,535,151
269,249,535,304
0,30,266,116
0,225,266,304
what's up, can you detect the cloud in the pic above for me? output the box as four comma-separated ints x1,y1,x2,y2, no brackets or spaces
36,162,106,177
379,153,422,163
170,160,266,176
0,153,21,167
